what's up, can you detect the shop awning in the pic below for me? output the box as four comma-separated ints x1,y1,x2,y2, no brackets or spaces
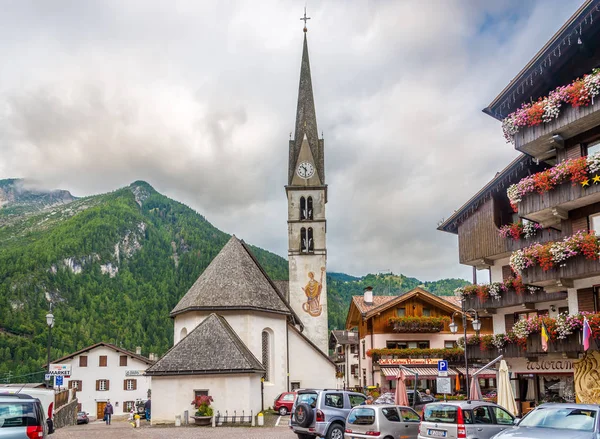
381,367,457,381
455,367,497,379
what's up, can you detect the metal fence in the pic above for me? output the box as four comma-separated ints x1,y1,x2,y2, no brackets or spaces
215,410,253,426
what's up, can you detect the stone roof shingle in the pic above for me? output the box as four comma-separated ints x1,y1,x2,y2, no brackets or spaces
352,295,396,314
145,313,265,376
171,236,292,317
330,330,359,346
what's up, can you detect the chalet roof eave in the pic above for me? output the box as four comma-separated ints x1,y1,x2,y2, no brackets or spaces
363,287,462,319
437,154,529,235
46,342,154,367
484,0,596,120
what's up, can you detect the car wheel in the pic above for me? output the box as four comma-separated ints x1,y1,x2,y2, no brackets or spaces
327,424,344,439
279,406,288,416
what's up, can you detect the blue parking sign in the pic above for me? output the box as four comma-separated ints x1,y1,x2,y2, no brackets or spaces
438,360,448,372
55,376,63,387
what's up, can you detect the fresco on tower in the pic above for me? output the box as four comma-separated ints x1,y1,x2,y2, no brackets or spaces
302,267,325,317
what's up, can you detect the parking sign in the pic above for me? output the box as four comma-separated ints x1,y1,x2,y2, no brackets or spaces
55,376,63,387
438,360,448,372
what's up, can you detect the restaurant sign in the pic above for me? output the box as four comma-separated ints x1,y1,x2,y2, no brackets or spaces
379,358,443,366
509,359,574,374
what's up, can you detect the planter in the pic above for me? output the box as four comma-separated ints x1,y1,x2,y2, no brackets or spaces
192,416,212,426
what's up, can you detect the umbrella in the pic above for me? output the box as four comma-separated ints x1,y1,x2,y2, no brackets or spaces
455,373,460,392
395,369,409,406
470,375,483,400
497,360,518,416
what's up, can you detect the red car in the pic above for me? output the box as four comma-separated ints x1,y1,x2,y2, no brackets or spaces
273,392,296,415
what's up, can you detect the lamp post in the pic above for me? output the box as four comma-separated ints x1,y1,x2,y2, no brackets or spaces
46,304,55,388
449,307,481,400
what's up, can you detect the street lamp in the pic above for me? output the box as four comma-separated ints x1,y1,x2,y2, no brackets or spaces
46,305,54,388
449,307,480,400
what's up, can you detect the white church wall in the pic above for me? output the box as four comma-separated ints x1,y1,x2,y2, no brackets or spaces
288,327,336,390
151,373,261,424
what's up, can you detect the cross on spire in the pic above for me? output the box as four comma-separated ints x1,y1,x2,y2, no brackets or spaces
300,7,310,32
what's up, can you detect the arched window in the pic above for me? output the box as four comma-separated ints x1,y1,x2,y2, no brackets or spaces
307,228,314,251
180,327,187,341
307,197,313,220
301,227,307,252
262,330,271,382
300,197,306,220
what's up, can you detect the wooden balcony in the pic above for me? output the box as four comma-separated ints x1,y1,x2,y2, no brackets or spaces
520,254,600,291
518,180,600,227
526,332,581,355
462,289,568,312
466,343,524,361
514,99,600,159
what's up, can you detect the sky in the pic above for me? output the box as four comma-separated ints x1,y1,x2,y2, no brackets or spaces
0,0,584,281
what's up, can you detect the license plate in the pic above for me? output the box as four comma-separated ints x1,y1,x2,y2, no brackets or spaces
427,429,447,437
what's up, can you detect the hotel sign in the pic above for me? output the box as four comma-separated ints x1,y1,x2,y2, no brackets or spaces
379,358,443,366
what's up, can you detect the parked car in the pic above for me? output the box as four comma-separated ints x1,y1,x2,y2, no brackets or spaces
418,401,515,439
490,403,599,438
135,399,147,419
0,392,52,438
76,411,89,424
290,389,368,439
274,392,297,416
345,404,421,439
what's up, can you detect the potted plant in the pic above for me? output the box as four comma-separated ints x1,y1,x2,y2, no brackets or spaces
191,395,214,426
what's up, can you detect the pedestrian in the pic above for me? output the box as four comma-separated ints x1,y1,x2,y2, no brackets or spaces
144,397,151,422
361,396,374,405
104,400,113,425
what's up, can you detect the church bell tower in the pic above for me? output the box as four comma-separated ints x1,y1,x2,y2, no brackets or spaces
286,18,328,354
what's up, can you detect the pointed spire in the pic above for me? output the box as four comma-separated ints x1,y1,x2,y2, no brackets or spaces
289,31,324,185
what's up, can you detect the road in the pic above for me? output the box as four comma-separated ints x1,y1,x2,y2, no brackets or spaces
54,419,298,438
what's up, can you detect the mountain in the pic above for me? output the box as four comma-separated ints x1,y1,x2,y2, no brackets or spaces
0,179,468,381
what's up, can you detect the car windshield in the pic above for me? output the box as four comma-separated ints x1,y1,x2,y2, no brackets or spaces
347,408,375,425
0,402,37,428
423,405,457,424
519,407,597,432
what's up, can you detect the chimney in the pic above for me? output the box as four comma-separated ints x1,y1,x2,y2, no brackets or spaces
149,353,156,361
136,346,142,355
364,286,373,306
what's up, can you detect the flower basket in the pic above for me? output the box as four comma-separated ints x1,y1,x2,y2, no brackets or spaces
191,395,214,426
191,415,213,426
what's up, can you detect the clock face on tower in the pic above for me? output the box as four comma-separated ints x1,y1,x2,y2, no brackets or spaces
297,162,315,179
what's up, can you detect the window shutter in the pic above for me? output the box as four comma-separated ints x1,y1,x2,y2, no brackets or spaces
106,380,110,391
133,379,137,390
79,356,87,367
68,381,73,389
502,265,512,282
123,402,127,413
578,288,595,312
572,216,589,233
96,380,100,391
567,143,582,160
120,356,127,367
504,314,515,333
78,381,82,392
123,380,127,391
99,356,107,367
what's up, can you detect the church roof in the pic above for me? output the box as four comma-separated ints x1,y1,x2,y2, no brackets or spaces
145,313,265,376
170,236,294,318
289,32,324,185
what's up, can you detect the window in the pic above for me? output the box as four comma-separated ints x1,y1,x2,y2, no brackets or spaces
386,340,429,349
362,340,365,359
180,327,188,340
590,214,600,235
306,197,313,220
397,308,406,317
423,405,457,423
324,393,344,408
422,308,431,317
445,340,457,349
283,394,295,402
307,228,314,251
124,379,137,391
350,345,356,354
300,197,306,220
492,406,514,425
417,341,430,349
69,380,82,391
96,379,109,391
587,140,600,157
291,382,301,391
473,406,493,424
559,306,569,314
349,394,366,407
382,407,401,422
301,227,313,252
194,390,209,399
124,401,135,412
99,356,107,367
516,311,538,321
79,356,87,367
347,407,375,425
351,364,358,376
119,355,128,367
400,408,421,422
262,330,270,382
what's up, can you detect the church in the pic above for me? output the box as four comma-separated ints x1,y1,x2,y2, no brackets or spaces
145,23,337,423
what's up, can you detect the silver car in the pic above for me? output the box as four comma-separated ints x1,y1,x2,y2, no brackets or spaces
418,401,515,439
345,405,421,439
491,403,599,439
0,393,50,438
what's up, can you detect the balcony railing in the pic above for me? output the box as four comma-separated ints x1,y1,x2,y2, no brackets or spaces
518,179,600,226
514,99,600,158
466,343,525,361
521,254,600,289
331,354,345,363
462,289,568,312
526,332,582,355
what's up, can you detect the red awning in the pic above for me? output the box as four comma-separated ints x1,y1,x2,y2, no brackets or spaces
381,367,457,381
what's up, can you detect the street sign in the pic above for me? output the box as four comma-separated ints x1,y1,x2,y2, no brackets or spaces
438,371,448,377
48,364,71,376
436,377,452,395
437,360,448,372
44,374,51,381
55,376,63,387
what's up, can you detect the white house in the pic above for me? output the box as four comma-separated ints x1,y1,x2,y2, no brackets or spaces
329,330,360,389
49,342,154,419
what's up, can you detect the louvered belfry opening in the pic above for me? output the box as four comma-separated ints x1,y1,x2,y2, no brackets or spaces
261,330,270,382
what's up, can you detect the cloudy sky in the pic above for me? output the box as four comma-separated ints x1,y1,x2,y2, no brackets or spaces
0,0,584,281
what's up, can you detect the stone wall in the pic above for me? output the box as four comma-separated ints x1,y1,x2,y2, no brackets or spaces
54,398,78,429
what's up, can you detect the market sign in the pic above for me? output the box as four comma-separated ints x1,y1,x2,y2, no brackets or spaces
379,358,443,366
48,364,71,376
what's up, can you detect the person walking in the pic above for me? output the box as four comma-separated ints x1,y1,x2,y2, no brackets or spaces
104,400,114,425
144,397,151,422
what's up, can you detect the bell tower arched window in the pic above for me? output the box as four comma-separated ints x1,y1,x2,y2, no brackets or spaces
301,227,314,253
307,227,314,251
300,197,306,220
307,197,313,220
